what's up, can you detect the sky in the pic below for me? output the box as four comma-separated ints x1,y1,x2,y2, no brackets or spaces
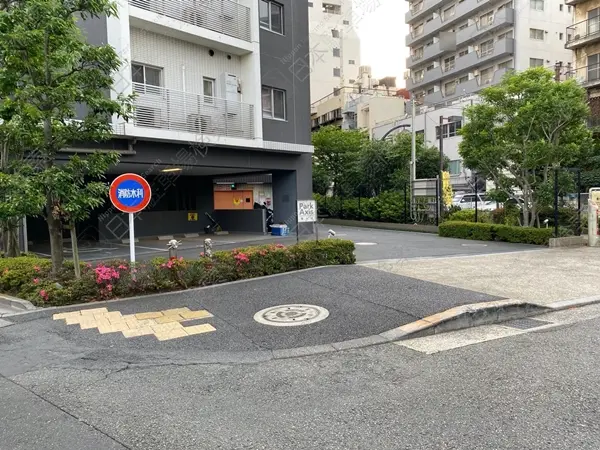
354,0,409,87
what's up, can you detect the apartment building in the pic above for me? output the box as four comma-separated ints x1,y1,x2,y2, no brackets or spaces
565,0,600,125
308,0,361,102
28,0,313,243
310,66,406,136
380,0,573,191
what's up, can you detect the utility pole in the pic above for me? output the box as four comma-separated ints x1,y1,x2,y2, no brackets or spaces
410,99,416,218
554,61,562,82
438,115,444,221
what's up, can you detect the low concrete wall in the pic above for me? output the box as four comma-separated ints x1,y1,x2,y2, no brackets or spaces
549,235,587,248
321,218,438,234
214,209,266,233
99,211,210,240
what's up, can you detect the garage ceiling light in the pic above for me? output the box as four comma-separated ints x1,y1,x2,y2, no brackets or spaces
161,168,182,172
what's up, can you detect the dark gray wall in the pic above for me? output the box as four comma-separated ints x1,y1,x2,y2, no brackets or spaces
260,0,311,146
214,210,266,233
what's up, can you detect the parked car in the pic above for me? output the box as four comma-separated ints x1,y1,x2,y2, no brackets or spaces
452,193,497,211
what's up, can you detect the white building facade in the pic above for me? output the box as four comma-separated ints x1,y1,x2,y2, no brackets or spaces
376,0,574,191
308,0,362,103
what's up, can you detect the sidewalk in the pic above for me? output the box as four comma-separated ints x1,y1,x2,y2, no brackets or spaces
365,247,600,305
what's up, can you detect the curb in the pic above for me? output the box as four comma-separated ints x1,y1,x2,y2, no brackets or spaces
0,294,38,312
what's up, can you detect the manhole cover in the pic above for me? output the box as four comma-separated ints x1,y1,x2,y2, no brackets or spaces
503,318,553,330
355,242,377,246
253,304,329,327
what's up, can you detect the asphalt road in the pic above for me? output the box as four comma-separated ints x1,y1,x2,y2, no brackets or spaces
2,308,600,449
30,224,542,263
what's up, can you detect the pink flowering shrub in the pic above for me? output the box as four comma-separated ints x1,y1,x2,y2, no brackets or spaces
0,240,355,306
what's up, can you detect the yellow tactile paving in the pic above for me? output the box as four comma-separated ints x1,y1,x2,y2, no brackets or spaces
53,306,215,341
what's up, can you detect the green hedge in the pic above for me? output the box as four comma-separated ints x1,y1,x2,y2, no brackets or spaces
0,240,356,307
439,221,553,245
314,192,409,223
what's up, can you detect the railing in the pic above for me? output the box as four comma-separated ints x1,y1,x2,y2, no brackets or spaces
131,82,255,139
565,64,600,85
566,16,600,47
410,1,424,14
130,0,251,43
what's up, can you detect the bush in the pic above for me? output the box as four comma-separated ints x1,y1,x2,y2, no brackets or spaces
439,221,553,245
314,191,409,223
0,240,356,307
447,209,493,223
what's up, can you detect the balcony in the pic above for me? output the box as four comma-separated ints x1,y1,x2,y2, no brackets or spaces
565,17,600,50
405,0,444,25
406,0,501,47
407,38,514,90
130,82,255,140
424,67,510,105
456,8,514,47
129,0,252,55
566,64,600,89
565,0,587,5
406,41,444,69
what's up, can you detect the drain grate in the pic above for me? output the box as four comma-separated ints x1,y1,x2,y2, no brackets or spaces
503,318,552,330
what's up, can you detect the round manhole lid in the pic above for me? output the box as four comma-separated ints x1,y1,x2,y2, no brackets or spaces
253,304,330,327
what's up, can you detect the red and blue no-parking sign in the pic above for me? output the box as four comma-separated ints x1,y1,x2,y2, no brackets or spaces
109,173,152,214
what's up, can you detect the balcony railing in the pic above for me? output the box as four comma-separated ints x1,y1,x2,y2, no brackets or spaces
131,82,255,139
565,64,600,87
130,0,251,42
566,17,600,49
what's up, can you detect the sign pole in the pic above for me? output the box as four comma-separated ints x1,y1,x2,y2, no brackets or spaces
296,215,300,244
129,212,136,264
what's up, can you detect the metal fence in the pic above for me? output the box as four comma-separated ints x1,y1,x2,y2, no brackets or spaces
132,82,255,139
130,0,252,42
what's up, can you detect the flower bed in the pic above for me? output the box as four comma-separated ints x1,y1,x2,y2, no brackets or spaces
0,240,356,307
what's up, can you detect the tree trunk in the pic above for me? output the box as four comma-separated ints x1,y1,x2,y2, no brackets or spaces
69,224,81,279
1,219,20,257
46,206,63,274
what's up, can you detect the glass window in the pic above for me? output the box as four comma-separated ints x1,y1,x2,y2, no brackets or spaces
588,54,600,82
333,68,341,77
480,39,494,57
444,56,455,72
348,59,355,64
131,63,162,94
332,29,340,38
144,67,161,86
449,160,462,175
262,86,286,120
445,81,456,96
530,0,543,11
131,64,144,84
333,48,340,57
529,58,544,67
260,1,283,34
530,28,544,40
203,77,215,103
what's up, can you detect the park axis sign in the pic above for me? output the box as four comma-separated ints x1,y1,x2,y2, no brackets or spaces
109,173,152,264
296,200,318,242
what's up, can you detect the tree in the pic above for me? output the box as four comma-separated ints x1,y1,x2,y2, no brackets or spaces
0,0,133,271
312,126,369,196
459,67,592,226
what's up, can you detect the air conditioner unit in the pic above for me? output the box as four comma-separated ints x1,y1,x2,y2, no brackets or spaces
473,69,479,76
219,73,240,103
135,107,160,128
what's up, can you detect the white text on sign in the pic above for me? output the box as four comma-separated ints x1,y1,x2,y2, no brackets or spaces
117,188,144,199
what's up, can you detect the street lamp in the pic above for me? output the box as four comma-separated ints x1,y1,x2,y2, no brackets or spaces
438,115,462,223
380,124,411,140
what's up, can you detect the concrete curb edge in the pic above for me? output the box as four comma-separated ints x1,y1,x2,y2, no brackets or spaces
0,294,38,312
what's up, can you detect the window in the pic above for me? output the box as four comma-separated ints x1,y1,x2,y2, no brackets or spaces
260,1,283,34
343,20,349,24
480,11,494,27
413,47,424,60
333,48,340,57
333,68,341,77
529,58,544,67
262,86,286,120
308,1,312,6
411,1,424,14
459,22,469,30
348,59,356,64
443,5,455,19
498,30,513,40
459,48,469,57
530,0,543,11
448,160,462,175
131,63,162,93
588,54,600,82
427,64,434,71
480,66,493,84
444,56,455,72
559,32,563,40
568,5,571,12
530,28,544,40
559,4,563,11
498,1,512,10
445,80,457,96
323,3,341,14
480,39,494,57
426,88,434,94
332,29,340,38
589,9,600,35
459,75,469,83
498,60,513,69
436,120,462,139
203,77,215,104
413,69,424,82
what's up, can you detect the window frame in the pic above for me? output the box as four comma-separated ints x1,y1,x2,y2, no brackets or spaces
131,62,162,94
529,28,544,40
529,57,544,67
202,77,215,104
262,86,287,121
530,0,543,11
259,0,284,35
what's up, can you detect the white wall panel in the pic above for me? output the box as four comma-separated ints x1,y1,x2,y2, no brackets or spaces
130,27,242,96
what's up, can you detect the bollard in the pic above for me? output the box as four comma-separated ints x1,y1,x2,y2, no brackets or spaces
167,239,181,259
203,238,213,258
